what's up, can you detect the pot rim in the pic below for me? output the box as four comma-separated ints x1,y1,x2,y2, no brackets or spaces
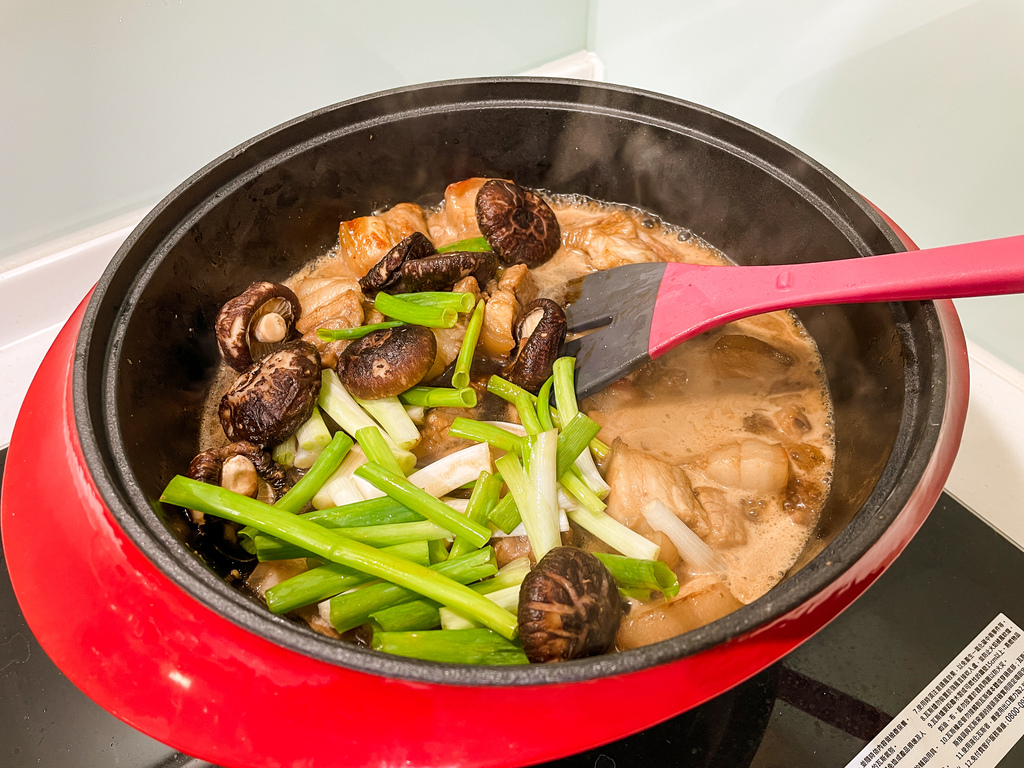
73,76,950,687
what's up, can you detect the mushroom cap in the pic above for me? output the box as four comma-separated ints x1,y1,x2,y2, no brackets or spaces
391,251,498,294
216,281,302,371
359,232,437,295
502,298,567,393
475,180,561,268
219,340,322,447
337,325,437,399
518,547,621,663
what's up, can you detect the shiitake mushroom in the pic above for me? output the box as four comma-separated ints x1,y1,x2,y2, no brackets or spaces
219,340,322,447
359,232,437,295
216,281,302,371
188,441,290,501
391,250,498,293
476,180,560,268
502,298,567,393
336,325,437,399
518,547,621,663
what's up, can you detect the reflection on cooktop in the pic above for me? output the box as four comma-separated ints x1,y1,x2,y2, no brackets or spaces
4,445,1024,767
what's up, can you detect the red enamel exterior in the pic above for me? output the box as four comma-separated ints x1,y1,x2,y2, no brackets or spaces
1,215,970,768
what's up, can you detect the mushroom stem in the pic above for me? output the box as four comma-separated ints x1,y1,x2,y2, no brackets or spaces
253,312,289,343
221,455,258,497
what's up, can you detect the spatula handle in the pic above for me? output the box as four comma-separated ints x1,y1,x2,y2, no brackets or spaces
650,234,1024,357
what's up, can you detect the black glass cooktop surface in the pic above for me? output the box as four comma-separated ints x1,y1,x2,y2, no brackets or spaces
4,447,1024,767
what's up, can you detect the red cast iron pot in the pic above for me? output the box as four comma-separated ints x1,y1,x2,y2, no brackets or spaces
1,79,968,767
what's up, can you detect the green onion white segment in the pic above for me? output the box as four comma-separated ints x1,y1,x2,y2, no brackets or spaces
643,499,728,580
318,370,417,472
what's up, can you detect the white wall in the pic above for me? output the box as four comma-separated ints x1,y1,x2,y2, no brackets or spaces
591,0,1024,371
0,0,589,266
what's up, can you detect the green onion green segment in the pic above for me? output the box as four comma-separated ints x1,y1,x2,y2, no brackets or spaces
327,547,497,633
251,519,452,561
452,300,485,389
374,292,457,328
159,476,517,639
393,291,476,313
447,418,524,455
265,541,430,615
593,553,680,598
449,471,503,560
372,628,528,665
353,462,492,549
436,236,492,253
274,432,353,514
317,321,406,341
399,386,477,409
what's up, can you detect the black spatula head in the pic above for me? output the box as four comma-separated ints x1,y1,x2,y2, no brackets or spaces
563,262,668,399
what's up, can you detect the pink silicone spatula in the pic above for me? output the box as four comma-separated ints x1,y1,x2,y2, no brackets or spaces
563,234,1024,398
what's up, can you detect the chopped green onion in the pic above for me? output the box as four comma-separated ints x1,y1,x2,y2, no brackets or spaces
565,506,660,561
160,476,516,638
294,407,332,453
436,236,492,253
642,499,728,580
427,538,450,564
406,442,492,499
495,451,559,561
303,496,424,527
374,292,457,328
593,553,680,600
393,291,476,313
555,414,601,478
275,432,353,514
272,435,297,469
317,321,405,341
354,396,421,450
311,445,368,509
354,463,492,549
265,541,430,614
318,370,417,473
514,391,543,436
486,375,535,406
489,372,610,460
529,430,560,550
371,600,441,632
325,547,497,633
559,471,606,515
552,357,581,421
553,357,610,496
404,404,426,425
450,471,503,560
452,300,485,389
440,584,521,631
536,376,555,432
251,519,452,560
370,552,526,633
447,418,524,455
372,628,528,665
478,555,531,593
399,386,477,408
488,493,522,534
356,426,403,476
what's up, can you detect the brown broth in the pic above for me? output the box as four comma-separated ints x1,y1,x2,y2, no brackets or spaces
200,183,834,651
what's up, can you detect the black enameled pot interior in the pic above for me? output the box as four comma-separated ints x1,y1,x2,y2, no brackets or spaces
74,79,946,686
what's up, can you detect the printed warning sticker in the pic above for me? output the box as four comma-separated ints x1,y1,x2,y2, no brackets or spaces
847,614,1024,768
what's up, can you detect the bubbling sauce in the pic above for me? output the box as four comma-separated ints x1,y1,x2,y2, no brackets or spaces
199,180,834,655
